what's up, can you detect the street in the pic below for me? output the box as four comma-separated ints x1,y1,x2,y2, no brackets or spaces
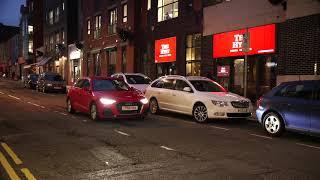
0,79,320,180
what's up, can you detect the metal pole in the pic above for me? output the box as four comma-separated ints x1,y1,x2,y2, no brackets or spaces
244,28,249,98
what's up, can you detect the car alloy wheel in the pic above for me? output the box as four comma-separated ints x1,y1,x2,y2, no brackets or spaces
263,112,283,136
149,98,159,114
67,99,75,114
90,103,99,121
42,86,46,93
193,104,208,123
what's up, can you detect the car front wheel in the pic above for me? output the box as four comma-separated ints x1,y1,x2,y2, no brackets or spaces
193,104,208,123
90,103,100,121
263,112,284,136
149,98,159,114
67,98,75,114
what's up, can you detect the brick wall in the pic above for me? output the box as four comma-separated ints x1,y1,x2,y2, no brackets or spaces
278,13,320,75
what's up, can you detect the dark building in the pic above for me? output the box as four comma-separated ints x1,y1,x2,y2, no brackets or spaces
43,0,80,84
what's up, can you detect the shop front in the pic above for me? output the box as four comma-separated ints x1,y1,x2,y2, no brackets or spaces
68,44,83,84
155,36,177,76
212,24,277,101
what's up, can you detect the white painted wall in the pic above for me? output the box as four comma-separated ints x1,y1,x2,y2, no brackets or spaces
203,0,320,36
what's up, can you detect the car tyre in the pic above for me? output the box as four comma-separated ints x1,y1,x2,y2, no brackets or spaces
90,103,100,121
263,112,284,137
193,103,208,123
149,98,159,114
42,86,46,93
67,98,75,114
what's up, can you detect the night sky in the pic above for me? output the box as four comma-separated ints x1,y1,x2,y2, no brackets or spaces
0,0,25,26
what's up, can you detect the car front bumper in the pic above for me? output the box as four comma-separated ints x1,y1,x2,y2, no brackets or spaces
207,103,254,119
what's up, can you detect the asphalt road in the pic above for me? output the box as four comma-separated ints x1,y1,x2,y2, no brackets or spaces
0,79,320,180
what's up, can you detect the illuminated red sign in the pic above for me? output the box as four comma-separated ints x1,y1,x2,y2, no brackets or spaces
213,24,276,58
217,66,230,77
155,37,176,63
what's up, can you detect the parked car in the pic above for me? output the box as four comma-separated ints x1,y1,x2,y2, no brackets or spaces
24,73,39,89
145,75,253,123
36,72,66,93
256,80,320,136
111,73,152,93
66,77,149,121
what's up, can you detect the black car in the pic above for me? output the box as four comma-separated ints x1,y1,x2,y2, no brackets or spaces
24,74,39,89
37,72,66,93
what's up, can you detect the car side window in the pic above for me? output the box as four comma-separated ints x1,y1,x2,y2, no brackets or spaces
175,80,191,91
82,80,90,88
75,79,84,88
151,80,164,88
163,79,174,89
277,83,313,100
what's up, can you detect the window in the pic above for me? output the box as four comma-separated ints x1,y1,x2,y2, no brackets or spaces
123,4,128,23
49,36,54,50
148,0,152,10
109,9,117,35
186,34,201,76
175,80,190,91
94,15,101,39
62,2,65,11
87,19,91,35
93,79,129,91
49,10,54,24
163,79,175,89
157,0,178,22
28,41,33,53
190,80,226,92
125,75,152,84
61,30,65,44
55,7,60,23
277,84,314,100
122,47,126,72
30,1,34,12
108,50,117,76
55,32,60,44
28,25,33,34
93,53,101,76
75,79,84,88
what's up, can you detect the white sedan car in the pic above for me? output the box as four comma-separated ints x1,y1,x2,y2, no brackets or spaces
145,75,253,123
111,73,152,93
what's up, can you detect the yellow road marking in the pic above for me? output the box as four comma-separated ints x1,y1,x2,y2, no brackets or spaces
21,168,36,180
0,152,21,180
1,143,23,165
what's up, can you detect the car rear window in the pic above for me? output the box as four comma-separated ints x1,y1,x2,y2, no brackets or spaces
125,75,151,84
45,75,63,81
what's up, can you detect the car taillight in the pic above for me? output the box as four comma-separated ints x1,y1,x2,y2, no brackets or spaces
256,97,263,107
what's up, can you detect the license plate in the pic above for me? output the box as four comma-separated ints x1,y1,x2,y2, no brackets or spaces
238,108,248,113
54,87,62,89
122,106,138,111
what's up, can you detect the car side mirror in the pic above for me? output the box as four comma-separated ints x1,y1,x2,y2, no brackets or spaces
183,87,192,93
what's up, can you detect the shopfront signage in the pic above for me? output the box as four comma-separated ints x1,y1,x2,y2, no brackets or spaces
155,37,176,63
213,24,275,58
217,66,230,77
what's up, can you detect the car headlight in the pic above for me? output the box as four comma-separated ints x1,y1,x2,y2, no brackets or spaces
100,98,116,105
140,98,149,105
46,83,52,86
211,100,229,107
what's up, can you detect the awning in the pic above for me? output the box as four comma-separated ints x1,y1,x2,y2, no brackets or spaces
37,57,52,66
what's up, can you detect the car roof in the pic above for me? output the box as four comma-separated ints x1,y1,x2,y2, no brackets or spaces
159,75,211,81
114,73,148,77
280,80,320,85
82,76,122,80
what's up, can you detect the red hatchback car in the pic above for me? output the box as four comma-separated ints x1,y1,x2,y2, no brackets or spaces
66,77,149,120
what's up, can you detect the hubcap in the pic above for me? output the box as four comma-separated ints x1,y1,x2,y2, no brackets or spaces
265,115,280,134
91,105,97,120
67,100,71,112
150,100,158,114
194,106,208,122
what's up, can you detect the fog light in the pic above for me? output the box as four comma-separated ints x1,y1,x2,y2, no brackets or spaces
214,112,225,116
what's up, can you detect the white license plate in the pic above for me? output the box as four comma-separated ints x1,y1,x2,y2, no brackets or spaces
122,106,138,111
237,108,248,113
54,87,62,89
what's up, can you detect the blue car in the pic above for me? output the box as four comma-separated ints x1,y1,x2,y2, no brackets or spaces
256,80,320,136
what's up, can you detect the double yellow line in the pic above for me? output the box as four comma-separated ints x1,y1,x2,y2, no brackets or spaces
0,142,36,180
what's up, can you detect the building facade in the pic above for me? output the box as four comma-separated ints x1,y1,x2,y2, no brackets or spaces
202,0,320,101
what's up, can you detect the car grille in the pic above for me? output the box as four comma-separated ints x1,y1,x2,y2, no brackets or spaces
116,102,142,115
231,101,250,108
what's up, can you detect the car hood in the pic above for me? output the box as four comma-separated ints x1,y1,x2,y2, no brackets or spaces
93,90,145,101
198,92,250,102
129,84,149,93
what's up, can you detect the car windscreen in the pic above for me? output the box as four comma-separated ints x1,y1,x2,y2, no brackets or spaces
190,80,226,92
30,74,39,81
45,75,63,81
93,79,130,91
125,75,151,84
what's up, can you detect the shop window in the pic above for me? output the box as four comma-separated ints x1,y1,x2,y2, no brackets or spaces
122,47,127,73
87,19,91,35
157,0,178,22
49,10,54,25
94,15,101,39
109,9,117,35
28,25,33,35
148,0,152,10
93,53,101,76
186,34,201,76
108,50,117,76
28,41,33,53
123,4,128,23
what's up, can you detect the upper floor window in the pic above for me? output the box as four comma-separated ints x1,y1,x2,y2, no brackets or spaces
62,2,65,11
87,19,91,35
49,10,54,25
109,9,117,35
123,4,128,23
55,7,60,23
55,32,60,44
186,33,201,76
94,15,101,39
29,1,34,12
61,30,65,44
28,25,33,35
157,0,178,22
148,0,152,10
